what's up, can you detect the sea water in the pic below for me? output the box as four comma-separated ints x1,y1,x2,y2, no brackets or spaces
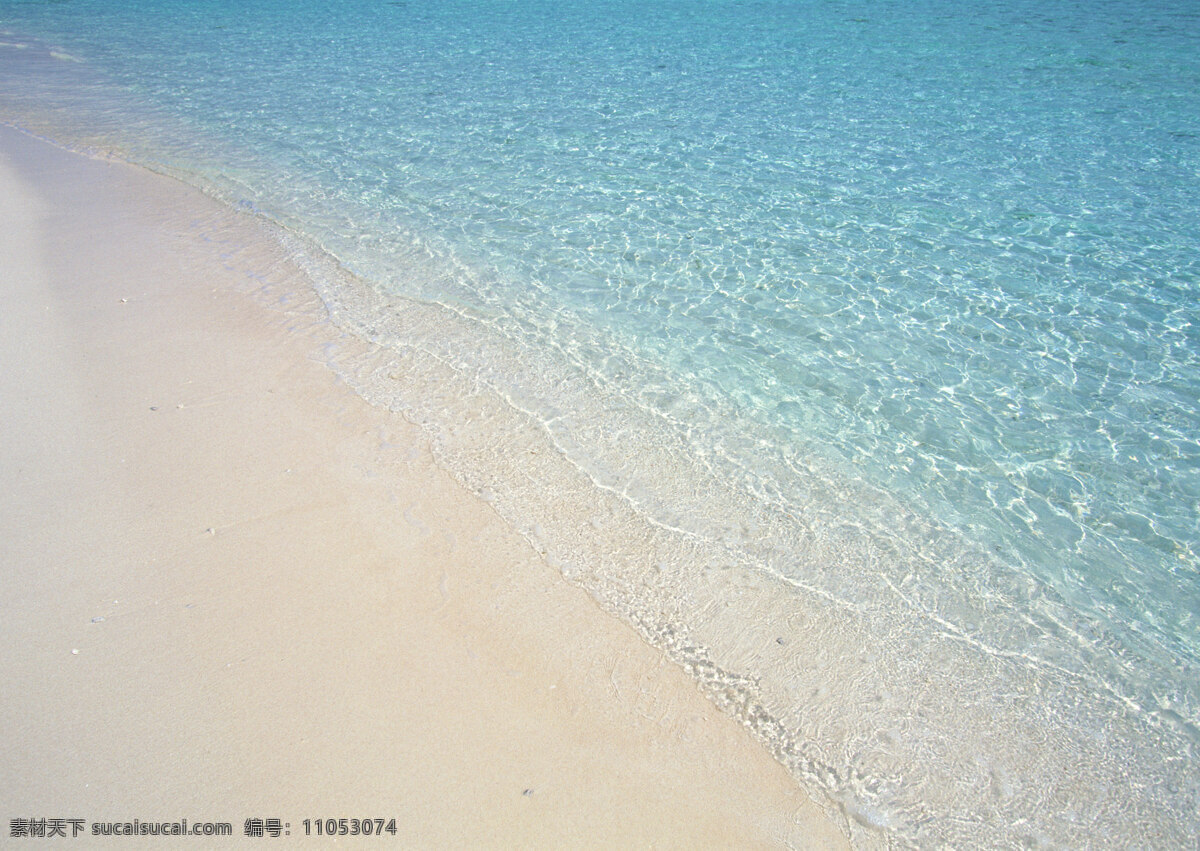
2,0,1198,844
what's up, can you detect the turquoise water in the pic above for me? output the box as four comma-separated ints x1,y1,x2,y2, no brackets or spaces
3,0,1199,843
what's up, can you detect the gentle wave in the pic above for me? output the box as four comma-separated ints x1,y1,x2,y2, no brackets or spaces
3,0,1199,843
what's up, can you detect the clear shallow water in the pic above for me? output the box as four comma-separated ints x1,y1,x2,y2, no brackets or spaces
3,0,1199,844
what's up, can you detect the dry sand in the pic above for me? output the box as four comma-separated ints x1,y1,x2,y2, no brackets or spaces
0,125,848,847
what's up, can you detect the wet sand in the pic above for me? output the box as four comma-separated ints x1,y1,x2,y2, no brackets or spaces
0,125,848,847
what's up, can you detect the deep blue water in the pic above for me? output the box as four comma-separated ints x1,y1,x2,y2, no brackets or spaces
3,0,1199,844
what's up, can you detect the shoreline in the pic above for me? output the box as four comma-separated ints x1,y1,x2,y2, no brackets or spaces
0,124,849,846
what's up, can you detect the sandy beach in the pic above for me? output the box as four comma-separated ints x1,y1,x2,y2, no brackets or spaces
0,124,848,846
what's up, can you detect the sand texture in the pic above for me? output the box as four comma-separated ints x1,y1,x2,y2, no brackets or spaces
0,125,848,848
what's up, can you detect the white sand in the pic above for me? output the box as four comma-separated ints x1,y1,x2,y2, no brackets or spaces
0,125,848,847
